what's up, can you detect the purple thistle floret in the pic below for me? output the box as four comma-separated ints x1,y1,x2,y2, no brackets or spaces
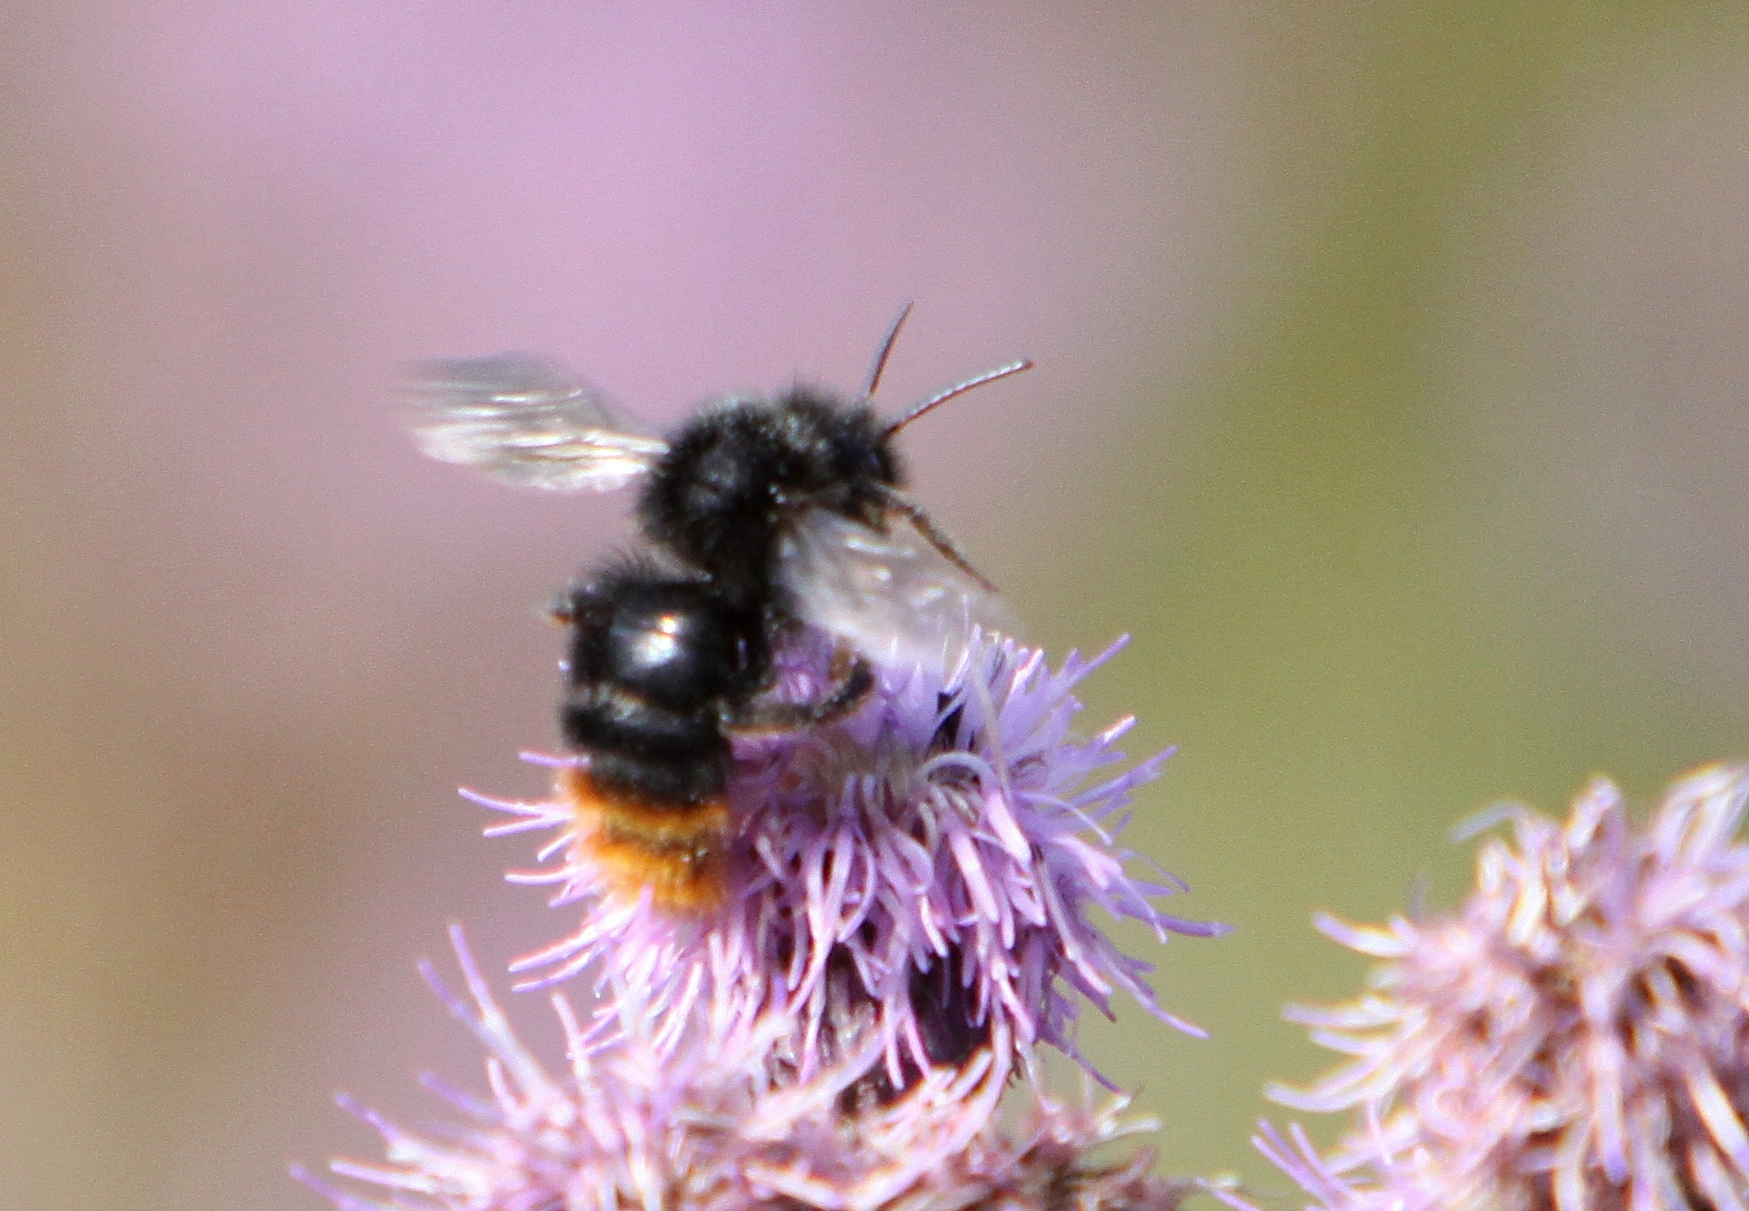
1255,763,1749,1211
473,634,1223,1086
302,928,1201,1211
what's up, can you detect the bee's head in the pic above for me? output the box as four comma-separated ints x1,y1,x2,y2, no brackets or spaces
761,390,902,523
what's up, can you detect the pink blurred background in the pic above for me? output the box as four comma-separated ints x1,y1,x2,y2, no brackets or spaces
7,6,1749,1209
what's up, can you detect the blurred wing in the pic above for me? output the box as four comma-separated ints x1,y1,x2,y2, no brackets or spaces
407,353,667,492
777,510,1021,676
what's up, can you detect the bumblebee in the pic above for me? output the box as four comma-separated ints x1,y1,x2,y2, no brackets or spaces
410,306,1027,911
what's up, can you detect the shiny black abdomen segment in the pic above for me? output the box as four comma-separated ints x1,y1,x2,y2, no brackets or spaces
561,688,732,805
602,583,748,708
565,577,765,702
558,569,767,807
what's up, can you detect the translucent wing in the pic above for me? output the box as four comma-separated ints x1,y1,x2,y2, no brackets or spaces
407,353,668,492
776,510,1021,676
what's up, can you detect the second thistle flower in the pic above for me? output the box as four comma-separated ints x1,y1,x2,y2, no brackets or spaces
1262,764,1749,1211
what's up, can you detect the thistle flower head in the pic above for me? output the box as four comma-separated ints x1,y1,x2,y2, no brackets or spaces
475,634,1222,1086
1263,764,1749,1211
302,929,1200,1211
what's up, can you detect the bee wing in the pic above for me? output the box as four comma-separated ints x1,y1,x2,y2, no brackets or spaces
776,509,1021,676
407,353,668,492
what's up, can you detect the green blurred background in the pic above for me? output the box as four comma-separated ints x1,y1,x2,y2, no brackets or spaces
6,5,1749,1208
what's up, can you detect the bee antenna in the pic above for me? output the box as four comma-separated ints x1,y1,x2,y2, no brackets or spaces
863,301,914,398
883,359,1033,437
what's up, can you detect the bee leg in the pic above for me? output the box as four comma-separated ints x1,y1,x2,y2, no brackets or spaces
806,655,875,724
549,577,602,626
873,485,999,593
731,653,874,732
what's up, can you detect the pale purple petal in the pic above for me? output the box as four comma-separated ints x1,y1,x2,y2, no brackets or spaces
469,633,1224,1083
308,934,1203,1211
1263,764,1749,1211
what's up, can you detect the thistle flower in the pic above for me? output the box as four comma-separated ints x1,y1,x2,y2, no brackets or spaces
474,634,1223,1086
302,929,1200,1211
1261,764,1749,1211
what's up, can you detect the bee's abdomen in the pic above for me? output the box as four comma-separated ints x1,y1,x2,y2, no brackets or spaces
560,686,730,804
558,766,730,913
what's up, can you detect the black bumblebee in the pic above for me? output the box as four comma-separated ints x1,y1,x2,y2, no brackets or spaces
409,307,1027,911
